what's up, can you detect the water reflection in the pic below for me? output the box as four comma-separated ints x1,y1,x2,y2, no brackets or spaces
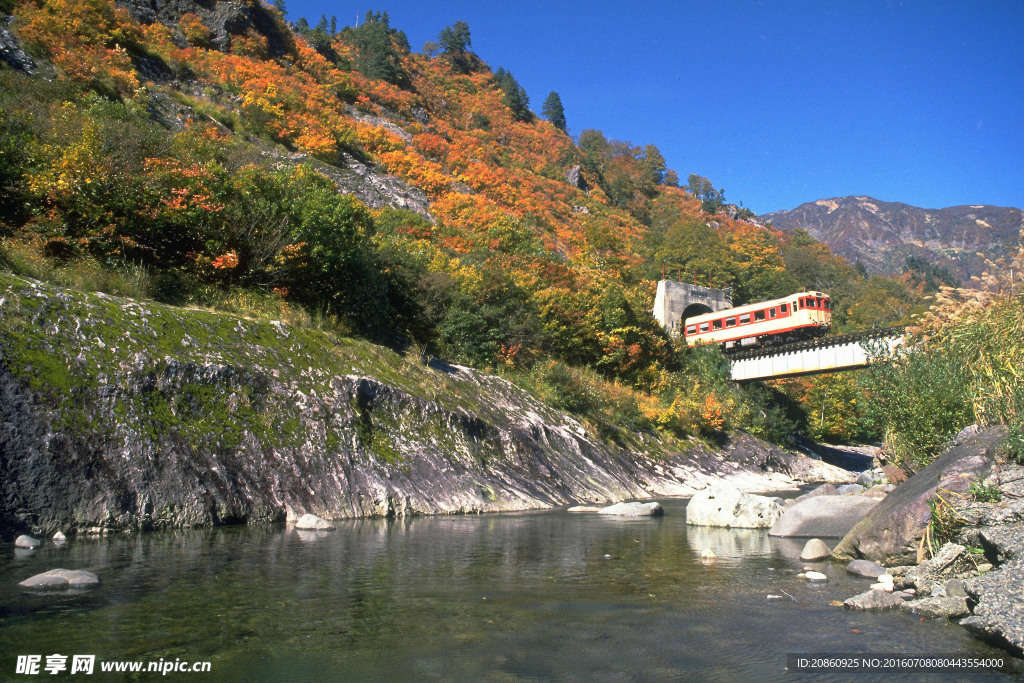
0,500,1018,681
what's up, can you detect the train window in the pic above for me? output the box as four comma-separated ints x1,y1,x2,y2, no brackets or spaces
686,325,697,335
725,317,736,327
824,299,831,310
769,308,777,318
739,314,750,324
754,310,765,321
699,323,710,333
780,303,788,313
712,319,722,330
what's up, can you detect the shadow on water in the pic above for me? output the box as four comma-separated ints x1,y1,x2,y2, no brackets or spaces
0,500,1019,681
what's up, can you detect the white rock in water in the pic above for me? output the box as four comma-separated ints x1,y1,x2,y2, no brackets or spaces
598,501,664,517
800,538,833,561
19,569,100,591
700,548,717,560
566,506,602,513
14,535,41,549
294,513,335,530
804,571,828,581
685,485,784,528
52,531,67,544
870,582,894,592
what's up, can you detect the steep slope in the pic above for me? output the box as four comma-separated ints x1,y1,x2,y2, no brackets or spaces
0,274,852,534
763,196,1023,281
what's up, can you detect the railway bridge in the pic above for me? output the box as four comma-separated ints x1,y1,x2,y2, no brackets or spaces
729,327,905,382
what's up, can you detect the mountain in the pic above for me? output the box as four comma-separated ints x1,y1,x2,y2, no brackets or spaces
763,197,1024,283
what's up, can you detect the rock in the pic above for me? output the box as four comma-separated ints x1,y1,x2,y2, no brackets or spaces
870,582,893,592
861,484,889,500
14,535,40,549
836,484,863,495
685,486,783,528
700,548,717,560
768,495,879,538
565,165,588,191
19,569,100,591
598,501,664,517
905,543,968,588
294,514,335,531
566,506,602,513
964,557,1024,654
901,596,971,619
805,571,828,581
832,427,1006,564
856,470,878,486
945,579,968,598
799,538,832,561
793,483,839,504
52,531,66,543
844,589,905,610
847,559,886,578
978,563,993,573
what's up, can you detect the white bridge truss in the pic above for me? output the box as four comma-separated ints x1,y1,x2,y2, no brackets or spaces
729,327,906,382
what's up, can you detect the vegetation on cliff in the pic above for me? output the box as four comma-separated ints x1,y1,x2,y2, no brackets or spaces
0,0,941,444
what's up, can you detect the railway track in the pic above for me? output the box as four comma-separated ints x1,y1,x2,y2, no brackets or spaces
726,325,907,361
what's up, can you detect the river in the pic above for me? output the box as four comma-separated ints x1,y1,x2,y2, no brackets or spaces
1,499,1018,681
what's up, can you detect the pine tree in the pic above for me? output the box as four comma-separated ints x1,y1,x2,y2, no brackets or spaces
495,68,531,122
542,91,566,132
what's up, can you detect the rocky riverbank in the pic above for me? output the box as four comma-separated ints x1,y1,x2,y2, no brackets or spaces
0,274,852,538
832,427,1024,657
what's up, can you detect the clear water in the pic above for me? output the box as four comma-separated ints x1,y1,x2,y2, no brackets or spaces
1,500,1018,681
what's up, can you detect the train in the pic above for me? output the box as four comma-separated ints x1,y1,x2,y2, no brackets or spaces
684,291,831,350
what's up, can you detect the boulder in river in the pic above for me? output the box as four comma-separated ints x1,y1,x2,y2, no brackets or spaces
831,426,1005,564
768,495,879,538
844,589,904,610
799,538,832,561
567,506,602,513
14,535,40,549
598,501,664,517
19,569,101,591
901,596,970,619
846,559,886,579
685,486,783,528
294,513,335,531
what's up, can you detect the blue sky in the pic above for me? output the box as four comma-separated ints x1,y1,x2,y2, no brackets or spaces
284,1,1023,215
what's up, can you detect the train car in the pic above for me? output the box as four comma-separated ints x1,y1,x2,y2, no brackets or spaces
684,291,831,350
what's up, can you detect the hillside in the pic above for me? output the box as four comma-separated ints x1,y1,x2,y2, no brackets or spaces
763,196,1024,284
0,0,938,448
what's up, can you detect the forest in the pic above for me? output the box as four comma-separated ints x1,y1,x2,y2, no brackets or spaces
1,0,1019,471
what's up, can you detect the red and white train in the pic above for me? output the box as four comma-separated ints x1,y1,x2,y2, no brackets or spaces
684,291,831,350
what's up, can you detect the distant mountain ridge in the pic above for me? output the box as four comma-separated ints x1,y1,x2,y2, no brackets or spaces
762,196,1024,282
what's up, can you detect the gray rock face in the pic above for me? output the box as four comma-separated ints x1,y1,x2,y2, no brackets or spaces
598,501,664,517
19,569,101,591
768,495,879,538
847,559,886,578
787,483,838,508
0,276,849,535
964,558,1024,655
294,514,335,530
565,165,588,191
800,538,832,561
685,486,784,529
836,484,863,495
832,427,1005,564
844,589,905,610
15,535,40,548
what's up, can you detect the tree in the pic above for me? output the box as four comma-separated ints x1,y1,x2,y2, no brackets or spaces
686,174,725,214
494,67,530,122
344,10,410,87
542,91,566,132
272,0,286,15
438,20,470,55
640,144,666,186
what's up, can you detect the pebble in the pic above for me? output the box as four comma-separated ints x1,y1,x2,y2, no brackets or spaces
977,563,993,572
805,571,828,581
700,548,717,560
